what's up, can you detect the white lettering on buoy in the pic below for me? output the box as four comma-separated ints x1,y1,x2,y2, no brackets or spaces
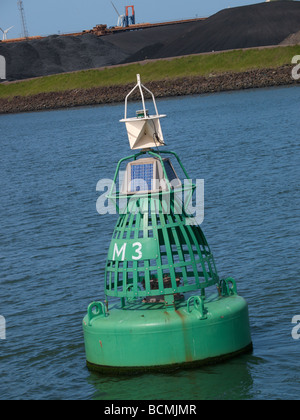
112,241,143,261
113,243,127,261
132,242,142,260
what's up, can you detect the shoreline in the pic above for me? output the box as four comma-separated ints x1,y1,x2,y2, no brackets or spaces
0,65,298,115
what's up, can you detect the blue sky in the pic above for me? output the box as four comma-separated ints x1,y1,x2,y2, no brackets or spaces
1,0,266,39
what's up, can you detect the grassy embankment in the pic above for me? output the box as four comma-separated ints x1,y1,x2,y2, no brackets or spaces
0,45,298,99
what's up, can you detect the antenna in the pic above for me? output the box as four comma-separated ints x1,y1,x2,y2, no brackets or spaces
0,26,14,41
17,0,29,38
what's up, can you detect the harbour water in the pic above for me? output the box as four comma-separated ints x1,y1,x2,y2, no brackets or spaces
0,85,299,400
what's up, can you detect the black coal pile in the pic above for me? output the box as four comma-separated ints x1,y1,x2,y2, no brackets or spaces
0,33,128,81
143,1,300,59
1,2,300,81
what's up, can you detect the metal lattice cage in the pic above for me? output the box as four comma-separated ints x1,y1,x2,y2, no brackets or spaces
104,194,219,303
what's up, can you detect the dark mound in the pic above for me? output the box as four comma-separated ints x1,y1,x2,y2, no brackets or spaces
143,1,300,59
1,2,300,81
0,33,128,81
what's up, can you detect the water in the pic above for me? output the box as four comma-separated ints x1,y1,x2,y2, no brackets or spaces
0,86,299,400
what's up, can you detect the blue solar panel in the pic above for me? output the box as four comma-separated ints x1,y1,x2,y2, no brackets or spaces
131,163,154,192
163,159,177,183
163,158,181,188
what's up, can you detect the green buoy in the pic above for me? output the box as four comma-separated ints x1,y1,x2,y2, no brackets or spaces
83,75,252,373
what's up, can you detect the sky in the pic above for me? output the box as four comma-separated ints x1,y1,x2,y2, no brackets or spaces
1,0,271,39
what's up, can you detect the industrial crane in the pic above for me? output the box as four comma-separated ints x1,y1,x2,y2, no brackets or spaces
110,2,135,27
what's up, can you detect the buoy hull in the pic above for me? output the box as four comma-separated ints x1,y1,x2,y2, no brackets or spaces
83,294,252,374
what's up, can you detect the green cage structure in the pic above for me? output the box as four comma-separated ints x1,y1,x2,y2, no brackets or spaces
83,75,252,373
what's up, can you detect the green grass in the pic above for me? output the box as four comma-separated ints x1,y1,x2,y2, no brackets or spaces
0,45,299,99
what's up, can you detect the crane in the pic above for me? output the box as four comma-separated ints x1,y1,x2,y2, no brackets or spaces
17,0,29,38
125,6,135,26
110,2,135,27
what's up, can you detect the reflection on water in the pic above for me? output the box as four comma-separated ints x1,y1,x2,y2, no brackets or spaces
88,354,262,400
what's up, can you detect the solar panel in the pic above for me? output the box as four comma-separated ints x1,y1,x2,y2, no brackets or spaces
163,158,181,188
130,163,154,193
163,159,177,182
122,157,181,195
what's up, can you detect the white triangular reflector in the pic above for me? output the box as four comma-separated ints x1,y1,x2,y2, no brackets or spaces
124,117,165,150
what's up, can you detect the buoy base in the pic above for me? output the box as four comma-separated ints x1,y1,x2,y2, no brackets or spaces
83,293,252,374
85,342,253,375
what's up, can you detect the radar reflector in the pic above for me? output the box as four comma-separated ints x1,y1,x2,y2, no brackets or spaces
120,74,166,150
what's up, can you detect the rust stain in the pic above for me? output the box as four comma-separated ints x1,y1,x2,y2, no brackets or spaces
175,310,185,320
99,340,103,348
175,310,193,363
164,310,171,324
